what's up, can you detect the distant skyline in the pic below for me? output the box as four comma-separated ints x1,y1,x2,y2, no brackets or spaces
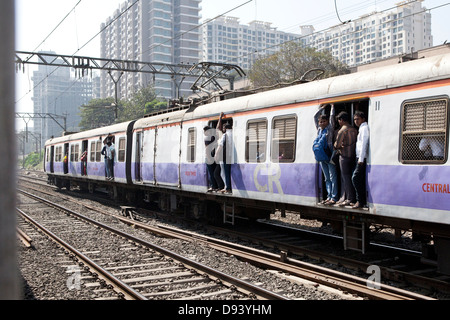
15,0,450,130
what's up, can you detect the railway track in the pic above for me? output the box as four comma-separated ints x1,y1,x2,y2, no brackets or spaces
17,177,437,300
17,188,288,300
208,222,450,296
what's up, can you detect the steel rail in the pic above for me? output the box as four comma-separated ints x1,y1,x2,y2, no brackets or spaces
17,189,288,300
16,208,147,300
17,227,32,248
208,224,450,295
74,201,427,300
154,225,434,300
17,181,436,300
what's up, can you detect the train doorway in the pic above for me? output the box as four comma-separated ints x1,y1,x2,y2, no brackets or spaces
316,98,369,203
81,140,88,176
50,146,54,173
135,132,142,182
63,143,69,174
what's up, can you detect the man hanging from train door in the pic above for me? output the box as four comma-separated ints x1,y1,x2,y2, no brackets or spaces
215,112,233,194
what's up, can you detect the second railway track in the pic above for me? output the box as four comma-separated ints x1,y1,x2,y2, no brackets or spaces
17,175,439,300
17,188,288,300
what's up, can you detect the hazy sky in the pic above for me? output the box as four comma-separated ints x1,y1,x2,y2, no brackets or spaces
14,0,450,129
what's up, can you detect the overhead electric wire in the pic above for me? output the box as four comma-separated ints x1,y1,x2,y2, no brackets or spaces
17,0,248,105
334,0,346,24
275,0,424,35
16,0,140,105
31,0,82,54
76,0,139,55
135,0,253,61
222,1,446,66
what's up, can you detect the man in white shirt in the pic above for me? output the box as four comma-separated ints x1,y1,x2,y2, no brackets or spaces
215,112,233,194
419,137,444,160
351,111,369,209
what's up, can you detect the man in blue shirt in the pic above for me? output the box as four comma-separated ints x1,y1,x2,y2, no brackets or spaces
314,104,338,205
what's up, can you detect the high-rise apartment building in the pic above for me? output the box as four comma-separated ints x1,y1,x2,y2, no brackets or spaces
299,0,432,66
32,52,93,144
202,1,432,72
100,0,201,101
202,16,299,71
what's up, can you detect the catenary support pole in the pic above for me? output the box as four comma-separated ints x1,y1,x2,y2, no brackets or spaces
0,0,20,300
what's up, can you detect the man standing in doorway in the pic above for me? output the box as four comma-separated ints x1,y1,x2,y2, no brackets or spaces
352,111,370,209
216,112,233,194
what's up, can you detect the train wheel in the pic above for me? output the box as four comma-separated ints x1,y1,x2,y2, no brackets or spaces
55,179,63,190
205,201,222,225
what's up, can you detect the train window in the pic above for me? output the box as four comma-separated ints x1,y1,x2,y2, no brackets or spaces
118,138,126,162
55,146,62,162
90,142,96,162
187,128,196,162
96,141,102,162
246,119,267,162
271,115,297,162
70,144,79,162
400,97,448,164
75,145,79,162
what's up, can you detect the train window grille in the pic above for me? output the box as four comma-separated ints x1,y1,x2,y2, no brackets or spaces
187,128,196,162
401,98,448,164
271,116,297,163
118,138,126,162
246,119,267,163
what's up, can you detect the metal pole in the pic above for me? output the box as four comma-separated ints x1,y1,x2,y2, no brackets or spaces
0,0,20,299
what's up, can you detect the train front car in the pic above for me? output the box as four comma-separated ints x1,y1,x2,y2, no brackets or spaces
181,52,450,273
44,121,134,191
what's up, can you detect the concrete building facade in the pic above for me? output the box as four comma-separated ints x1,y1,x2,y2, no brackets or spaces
100,0,202,101
202,16,299,71
299,0,432,67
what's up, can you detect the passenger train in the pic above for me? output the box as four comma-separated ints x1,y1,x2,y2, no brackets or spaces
44,52,450,274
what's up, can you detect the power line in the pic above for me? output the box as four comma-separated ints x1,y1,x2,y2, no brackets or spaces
135,0,253,61
15,0,140,105
334,0,351,24
76,0,139,55
31,0,82,53
221,1,444,66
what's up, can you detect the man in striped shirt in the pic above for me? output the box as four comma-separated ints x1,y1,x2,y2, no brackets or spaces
334,111,358,207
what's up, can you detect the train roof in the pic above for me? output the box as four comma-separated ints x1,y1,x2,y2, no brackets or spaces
133,109,187,130
45,52,450,142
45,121,133,146
187,52,450,119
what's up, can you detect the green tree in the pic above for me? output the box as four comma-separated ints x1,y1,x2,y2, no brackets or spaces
78,97,117,131
22,151,44,169
117,86,166,122
249,42,350,88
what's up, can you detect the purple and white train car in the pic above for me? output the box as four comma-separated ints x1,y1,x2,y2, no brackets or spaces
45,52,450,273
45,121,134,188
